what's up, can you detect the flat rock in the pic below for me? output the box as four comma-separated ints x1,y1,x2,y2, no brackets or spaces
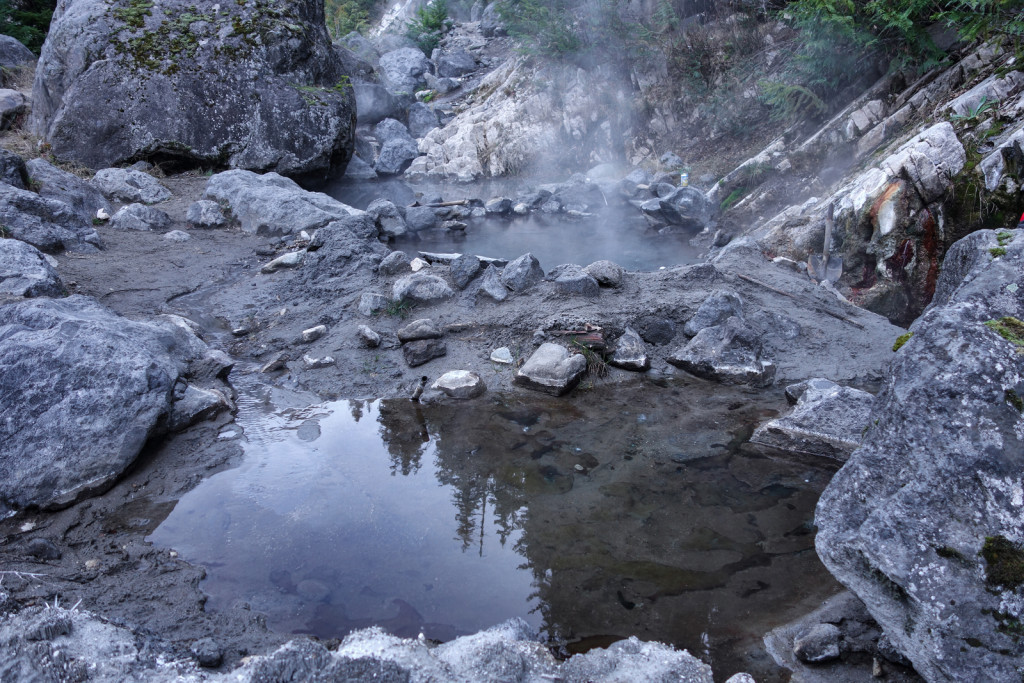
553,265,599,297
109,203,172,231
0,239,65,299
403,339,446,367
431,370,486,399
93,168,171,204
206,170,360,236
669,316,776,387
397,318,442,342
0,296,229,514
392,273,454,305
515,343,587,396
752,379,875,460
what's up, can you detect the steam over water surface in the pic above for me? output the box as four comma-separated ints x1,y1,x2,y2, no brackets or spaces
150,377,841,681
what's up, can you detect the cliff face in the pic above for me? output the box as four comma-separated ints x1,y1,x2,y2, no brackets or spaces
30,0,356,176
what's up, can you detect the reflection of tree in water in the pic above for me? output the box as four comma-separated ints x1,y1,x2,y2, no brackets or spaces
376,400,429,475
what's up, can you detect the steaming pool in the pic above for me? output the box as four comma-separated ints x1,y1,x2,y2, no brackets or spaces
149,376,842,682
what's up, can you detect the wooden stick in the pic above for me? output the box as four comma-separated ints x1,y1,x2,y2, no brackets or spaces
424,200,469,208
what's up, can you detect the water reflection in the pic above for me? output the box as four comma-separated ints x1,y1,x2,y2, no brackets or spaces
150,378,841,681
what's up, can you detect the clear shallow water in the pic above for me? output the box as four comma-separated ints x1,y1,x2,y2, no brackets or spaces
314,177,705,271
150,378,841,681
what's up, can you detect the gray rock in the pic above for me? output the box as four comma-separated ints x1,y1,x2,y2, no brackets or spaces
31,0,356,176
0,89,26,130
450,253,482,289
356,325,381,348
480,1,506,36
23,538,61,560
109,203,172,231
485,197,512,215
490,347,514,365
793,624,842,663
609,327,649,372
584,260,624,288
392,273,455,305
304,220,388,279
378,47,430,95
353,83,401,124
92,168,171,204
0,34,34,68
339,31,380,67
501,253,544,292
0,296,229,513
403,338,446,367
407,102,440,138
0,182,102,253
752,379,874,460
397,318,442,342
374,117,415,146
312,212,378,241
343,154,378,180
562,636,712,682
261,251,304,273
378,250,410,275
303,354,336,369
366,198,408,238
358,292,389,316
0,149,28,189
206,170,359,236
631,314,676,345
166,384,231,432
669,317,776,387
657,186,715,230
164,229,190,242
301,325,327,343
191,637,223,668
553,265,599,297
431,370,486,399
684,289,743,336
435,48,476,78
815,227,1024,682
375,137,420,175
476,264,509,302
404,205,437,232
0,239,65,299
25,158,108,220
186,200,229,229
515,343,587,396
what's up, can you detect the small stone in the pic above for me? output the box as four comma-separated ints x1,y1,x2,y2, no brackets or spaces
403,339,446,367
490,347,514,364
164,230,190,242
357,325,381,348
583,260,625,287
186,200,229,229
303,354,336,369
793,623,842,663
476,264,509,302
397,318,442,342
358,292,389,316
191,637,223,668
609,327,650,371
501,253,544,292
378,250,410,276
393,273,455,305
260,353,288,373
431,370,486,399
109,203,172,231
24,538,61,560
410,257,429,272
301,325,327,343
261,251,303,273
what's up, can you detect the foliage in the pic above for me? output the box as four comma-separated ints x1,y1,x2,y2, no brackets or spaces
985,316,1024,346
324,0,376,39
496,0,583,56
951,95,996,123
407,0,451,56
384,297,414,318
759,81,827,121
0,0,56,54
892,332,914,352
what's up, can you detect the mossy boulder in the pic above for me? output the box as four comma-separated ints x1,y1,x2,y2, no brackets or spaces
30,0,356,176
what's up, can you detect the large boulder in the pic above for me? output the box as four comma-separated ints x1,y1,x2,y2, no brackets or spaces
205,169,360,235
25,158,109,220
815,228,1024,681
377,47,430,96
0,296,232,515
0,239,64,299
93,168,171,204
0,149,29,189
0,182,102,253
668,316,776,387
0,34,34,68
30,0,357,175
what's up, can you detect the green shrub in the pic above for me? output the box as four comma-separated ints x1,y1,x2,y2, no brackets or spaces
0,0,55,54
407,0,451,56
325,0,378,39
497,0,582,56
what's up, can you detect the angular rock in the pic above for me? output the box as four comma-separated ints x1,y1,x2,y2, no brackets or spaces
562,636,712,682
358,292,389,316
609,327,649,372
109,203,172,231
31,0,356,176
0,34,34,68
485,197,512,215
584,260,624,288
553,265,599,297
301,325,326,343
490,346,514,365
353,83,401,125
0,182,102,253
669,317,775,387
304,220,387,278
356,325,381,348
450,253,482,289
0,239,65,299
397,318,442,342
815,227,1024,682
403,338,446,367
432,370,486,399
374,129,420,175
515,343,587,396
0,148,28,189
501,253,544,293
92,168,171,204
684,289,743,336
186,200,229,229
404,205,437,232
343,154,378,180
0,296,228,514
476,263,509,302
393,273,454,305
25,158,108,220
631,314,676,345
793,624,842,663
407,102,440,139
377,250,411,276
752,379,875,460
366,198,408,238
0,89,26,130
166,384,231,432
206,170,359,236
435,48,476,78
261,251,304,273
378,47,430,95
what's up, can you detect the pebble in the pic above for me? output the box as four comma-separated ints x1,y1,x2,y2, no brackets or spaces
164,230,190,242
301,325,327,343
490,346,514,364
303,354,335,369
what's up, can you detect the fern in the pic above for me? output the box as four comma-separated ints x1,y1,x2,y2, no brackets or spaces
759,81,828,121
